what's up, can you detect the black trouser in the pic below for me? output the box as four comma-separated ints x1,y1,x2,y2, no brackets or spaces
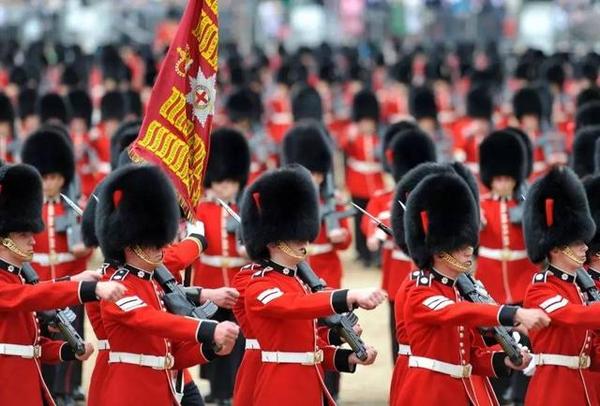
490,323,531,404
324,371,340,401
181,381,205,406
389,301,399,364
41,304,84,400
351,197,371,264
200,308,244,400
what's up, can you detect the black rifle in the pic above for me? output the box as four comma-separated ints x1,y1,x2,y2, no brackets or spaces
21,264,86,356
351,202,393,237
455,273,523,366
321,172,356,233
296,261,368,361
575,268,600,303
153,265,218,319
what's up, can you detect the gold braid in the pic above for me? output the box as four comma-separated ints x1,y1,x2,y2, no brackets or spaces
132,246,163,267
276,242,307,260
561,246,585,266
439,251,472,272
2,238,33,261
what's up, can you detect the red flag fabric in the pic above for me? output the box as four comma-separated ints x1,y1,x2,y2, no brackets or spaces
130,0,219,220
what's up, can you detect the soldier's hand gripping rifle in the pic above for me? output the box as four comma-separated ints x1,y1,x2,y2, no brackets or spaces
216,198,368,361
455,273,524,366
321,172,356,233
154,265,218,319
296,261,369,361
21,263,86,356
575,268,600,303
61,195,218,320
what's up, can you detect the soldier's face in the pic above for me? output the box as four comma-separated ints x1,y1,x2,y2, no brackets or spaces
0,122,12,139
310,172,324,187
9,232,35,257
42,174,65,198
450,245,475,268
491,176,516,197
210,180,240,201
566,241,588,263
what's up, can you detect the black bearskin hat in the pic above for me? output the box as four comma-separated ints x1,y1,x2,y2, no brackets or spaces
282,121,332,174
584,175,600,255
392,163,452,252
21,126,75,185
388,128,436,182
38,93,69,124
573,126,600,179
352,89,380,122
124,90,142,118
505,127,534,178
82,183,103,248
95,165,179,263
100,91,126,122
479,130,527,190
576,101,600,131
17,88,38,120
466,86,493,120
67,89,93,128
0,93,15,123
241,165,320,261
225,88,260,124
523,167,595,263
204,127,251,188
410,86,438,120
291,85,323,122
382,120,419,172
110,120,141,170
576,87,600,110
0,164,44,236
512,87,542,120
404,173,479,269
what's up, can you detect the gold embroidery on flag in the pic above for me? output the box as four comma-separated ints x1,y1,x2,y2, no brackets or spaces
192,14,218,70
205,0,218,16
160,87,194,139
175,45,193,77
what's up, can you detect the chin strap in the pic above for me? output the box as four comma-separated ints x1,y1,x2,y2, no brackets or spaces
276,241,307,260
132,246,163,267
1,237,33,261
561,246,586,266
439,251,472,273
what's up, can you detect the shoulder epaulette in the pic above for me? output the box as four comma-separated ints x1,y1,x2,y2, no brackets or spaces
416,271,432,287
532,270,549,284
110,268,130,281
251,265,273,279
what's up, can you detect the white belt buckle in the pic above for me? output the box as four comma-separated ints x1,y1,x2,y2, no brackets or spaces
161,353,174,370
32,345,41,359
302,350,323,366
579,355,591,369
500,249,513,261
455,364,472,378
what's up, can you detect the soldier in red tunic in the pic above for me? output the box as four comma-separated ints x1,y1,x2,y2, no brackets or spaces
477,130,539,304
0,163,125,406
363,126,436,362
522,167,600,406
96,164,240,406
395,172,548,406
195,127,249,405
339,89,384,266
241,165,384,406
21,125,94,402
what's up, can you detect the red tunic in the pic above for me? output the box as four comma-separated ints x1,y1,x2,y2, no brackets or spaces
232,265,261,406
194,200,248,289
86,263,116,406
452,117,487,175
477,195,539,304
389,271,420,405
265,92,292,145
339,125,385,199
307,203,352,289
361,189,414,299
396,268,508,406
100,265,216,406
31,199,87,281
0,264,97,406
244,264,353,406
524,266,600,406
